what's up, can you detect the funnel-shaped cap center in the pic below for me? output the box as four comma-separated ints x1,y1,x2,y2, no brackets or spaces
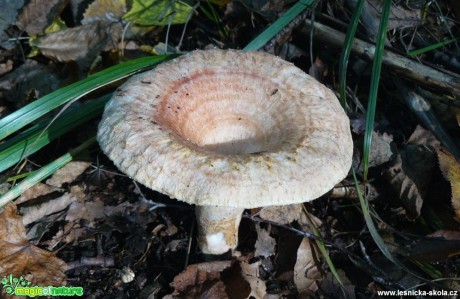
156,71,305,155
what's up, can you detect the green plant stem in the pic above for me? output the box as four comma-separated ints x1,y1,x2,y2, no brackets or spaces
0,137,96,209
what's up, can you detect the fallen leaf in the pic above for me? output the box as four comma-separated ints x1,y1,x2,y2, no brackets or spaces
0,60,61,107
382,126,439,218
0,204,67,287
16,182,58,204
437,148,460,219
82,0,127,24
293,238,320,294
254,224,276,258
37,21,122,62
168,261,232,298
65,199,105,226
355,131,394,170
123,0,193,26
46,161,92,187
20,192,76,226
16,0,67,35
0,0,25,48
240,258,267,299
258,204,302,224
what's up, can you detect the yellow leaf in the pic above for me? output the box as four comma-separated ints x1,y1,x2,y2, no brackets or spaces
45,17,67,34
123,0,193,26
437,148,460,219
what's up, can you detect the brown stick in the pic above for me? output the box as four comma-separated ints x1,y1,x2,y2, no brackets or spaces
300,21,460,98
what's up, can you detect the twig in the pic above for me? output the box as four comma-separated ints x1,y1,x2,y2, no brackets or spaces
300,21,460,97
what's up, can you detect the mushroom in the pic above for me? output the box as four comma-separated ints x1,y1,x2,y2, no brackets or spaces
97,49,353,255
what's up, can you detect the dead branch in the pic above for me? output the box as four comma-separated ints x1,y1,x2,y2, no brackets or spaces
300,21,460,98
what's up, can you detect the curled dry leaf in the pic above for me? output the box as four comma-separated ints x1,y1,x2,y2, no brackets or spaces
0,204,67,286
16,0,68,35
294,238,321,294
382,126,439,219
437,148,460,219
37,20,122,61
46,161,91,188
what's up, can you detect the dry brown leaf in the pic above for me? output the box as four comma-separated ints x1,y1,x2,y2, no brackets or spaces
437,148,460,219
0,59,61,106
16,0,68,35
240,258,266,299
38,20,122,62
20,192,76,226
355,131,394,170
168,261,231,298
46,161,91,187
258,204,302,224
16,182,58,203
82,0,126,24
293,238,320,294
382,126,439,218
0,204,67,286
65,199,105,226
254,224,276,258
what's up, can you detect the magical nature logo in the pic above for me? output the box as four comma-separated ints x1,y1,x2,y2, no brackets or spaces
1,274,83,297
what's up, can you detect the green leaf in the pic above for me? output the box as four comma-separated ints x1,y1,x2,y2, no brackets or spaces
0,55,173,141
0,95,109,173
339,0,365,109
362,0,391,181
123,0,193,25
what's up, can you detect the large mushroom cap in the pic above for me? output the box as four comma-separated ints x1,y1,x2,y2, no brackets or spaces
97,49,353,208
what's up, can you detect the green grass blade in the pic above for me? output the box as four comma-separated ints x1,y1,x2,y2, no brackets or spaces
362,0,391,180
352,169,398,264
408,37,458,57
0,55,173,141
0,95,110,173
243,0,315,51
0,137,96,208
339,0,365,109
301,206,345,293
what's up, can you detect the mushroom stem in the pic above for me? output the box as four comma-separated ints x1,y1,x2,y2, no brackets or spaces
195,206,245,255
